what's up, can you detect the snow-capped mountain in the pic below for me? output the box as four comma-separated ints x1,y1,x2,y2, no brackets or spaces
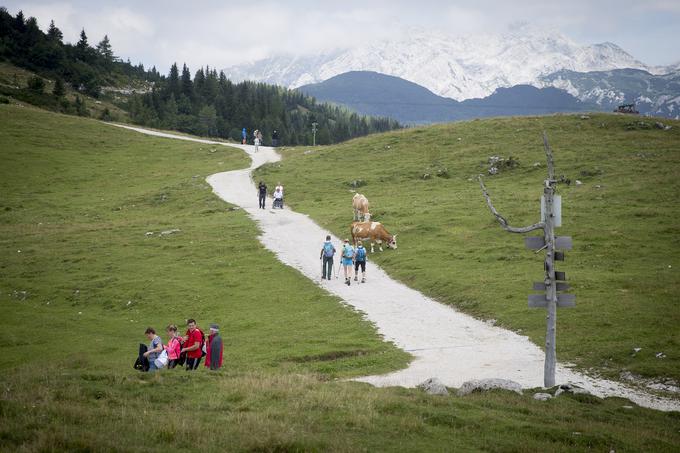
223,24,660,101
539,68,680,119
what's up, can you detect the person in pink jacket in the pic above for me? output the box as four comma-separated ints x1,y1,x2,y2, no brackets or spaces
165,324,183,369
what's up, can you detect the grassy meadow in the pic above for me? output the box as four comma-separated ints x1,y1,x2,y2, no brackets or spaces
1,103,679,451
255,113,680,384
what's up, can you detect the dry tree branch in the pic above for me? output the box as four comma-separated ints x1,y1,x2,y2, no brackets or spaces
542,131,555,181
478,175,545,234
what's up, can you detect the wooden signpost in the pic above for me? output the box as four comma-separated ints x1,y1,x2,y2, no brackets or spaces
479,133,575,388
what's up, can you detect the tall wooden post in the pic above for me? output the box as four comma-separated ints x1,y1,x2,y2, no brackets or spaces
543,179,557,387
479,132,574,389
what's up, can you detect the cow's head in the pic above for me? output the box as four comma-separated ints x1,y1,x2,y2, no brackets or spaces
387,234,397,249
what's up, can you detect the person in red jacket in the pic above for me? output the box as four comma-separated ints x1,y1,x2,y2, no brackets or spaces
181,318,204,371
204,323,223,370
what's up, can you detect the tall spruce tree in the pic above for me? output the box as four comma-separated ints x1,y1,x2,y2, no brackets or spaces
96,35,114,63
47,19,63,41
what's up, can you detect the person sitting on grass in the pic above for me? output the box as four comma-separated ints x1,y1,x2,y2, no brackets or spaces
165,324,183,369
204,324,223,371
143,327,163,372
181,319,204,371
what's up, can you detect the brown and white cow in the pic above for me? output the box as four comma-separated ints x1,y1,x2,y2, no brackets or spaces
351,221,397,252
352,193,371,221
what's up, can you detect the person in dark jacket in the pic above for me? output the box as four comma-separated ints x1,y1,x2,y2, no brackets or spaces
258,181,267,209
205,324,223,370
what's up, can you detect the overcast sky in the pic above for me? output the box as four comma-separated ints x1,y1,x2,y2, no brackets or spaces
6,1,680,73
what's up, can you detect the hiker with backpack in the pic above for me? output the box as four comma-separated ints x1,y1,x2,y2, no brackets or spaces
257,181,267,209
181,319,205,371
354,241,368,283
143,327,164,372
204,324,223,371
165,324,183,369
320,235,336,280
341,239,354,286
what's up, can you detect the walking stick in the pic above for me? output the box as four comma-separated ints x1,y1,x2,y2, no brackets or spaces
334,257,339,279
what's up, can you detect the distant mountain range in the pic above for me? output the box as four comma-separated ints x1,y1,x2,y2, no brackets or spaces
298,71,589,124
225,25,680,122
224,24,678,101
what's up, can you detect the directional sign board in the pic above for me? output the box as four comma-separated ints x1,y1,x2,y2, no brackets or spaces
524,236,572,250
533,282,571,291
528,294,576,308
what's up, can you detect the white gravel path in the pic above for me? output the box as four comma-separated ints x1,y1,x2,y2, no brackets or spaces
110,123,680,412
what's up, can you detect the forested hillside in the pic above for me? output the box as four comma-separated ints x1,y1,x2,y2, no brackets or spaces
0,7,400,145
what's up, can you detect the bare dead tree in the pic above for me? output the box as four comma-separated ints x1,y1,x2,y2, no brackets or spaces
478,132,573,388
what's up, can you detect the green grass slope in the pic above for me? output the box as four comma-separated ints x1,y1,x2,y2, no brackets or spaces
1,105,679,451
255,113,680,383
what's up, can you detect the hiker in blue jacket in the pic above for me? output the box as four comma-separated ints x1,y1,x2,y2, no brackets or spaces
319,235,336,280
353,241,367,283
341,239,354,286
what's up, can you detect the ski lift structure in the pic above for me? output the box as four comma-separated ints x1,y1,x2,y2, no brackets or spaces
614,103,639,114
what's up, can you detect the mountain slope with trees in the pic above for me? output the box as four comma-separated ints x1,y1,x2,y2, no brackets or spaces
0,7,400,145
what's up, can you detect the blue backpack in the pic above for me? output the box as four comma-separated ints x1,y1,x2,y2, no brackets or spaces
323,242,334,257
343,245,354,258
356,246,366,261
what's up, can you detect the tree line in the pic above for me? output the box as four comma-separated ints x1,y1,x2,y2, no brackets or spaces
0,8,401,145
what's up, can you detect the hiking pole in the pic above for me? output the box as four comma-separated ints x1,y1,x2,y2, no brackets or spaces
334,258,339,279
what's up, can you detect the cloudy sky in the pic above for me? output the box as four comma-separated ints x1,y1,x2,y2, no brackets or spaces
6,0,680,72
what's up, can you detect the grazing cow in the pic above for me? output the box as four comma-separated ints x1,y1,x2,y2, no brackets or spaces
352,193,371,221
351,221,397,252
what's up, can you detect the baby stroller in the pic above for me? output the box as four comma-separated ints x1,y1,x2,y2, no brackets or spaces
273,197,284,209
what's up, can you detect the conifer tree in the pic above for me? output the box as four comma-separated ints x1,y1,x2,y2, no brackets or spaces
76,29,88,50
47,20,63,41
181,63,193,99
52,77,65,97
96,35,114,63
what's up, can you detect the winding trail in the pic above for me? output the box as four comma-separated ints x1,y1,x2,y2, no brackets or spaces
110,123,680,412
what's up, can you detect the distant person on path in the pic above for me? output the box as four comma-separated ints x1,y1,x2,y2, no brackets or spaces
204,324,223,370
258,181,267,209
241,128,247,145
272,130,279,147
257,129,263,144
353,241,367,283
254,131,260,152
320,235,336,280
165,324,183,369
273,183,284,209
143,327,163,372
341,239,355,286
181,319,204,371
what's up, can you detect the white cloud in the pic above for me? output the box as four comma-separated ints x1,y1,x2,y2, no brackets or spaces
4,0,679,70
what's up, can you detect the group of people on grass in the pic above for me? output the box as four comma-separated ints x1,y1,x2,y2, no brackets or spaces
257,181,284,209
320,235,367,286
136,319,223,372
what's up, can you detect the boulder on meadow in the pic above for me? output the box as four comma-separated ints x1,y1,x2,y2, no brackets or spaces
457,378,523,396
533,392,552,401
554,383,592,397
418,377,449,396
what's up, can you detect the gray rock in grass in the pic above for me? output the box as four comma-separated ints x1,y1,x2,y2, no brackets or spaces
457,378,523,396
533,392,553,401
418,377,449,396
